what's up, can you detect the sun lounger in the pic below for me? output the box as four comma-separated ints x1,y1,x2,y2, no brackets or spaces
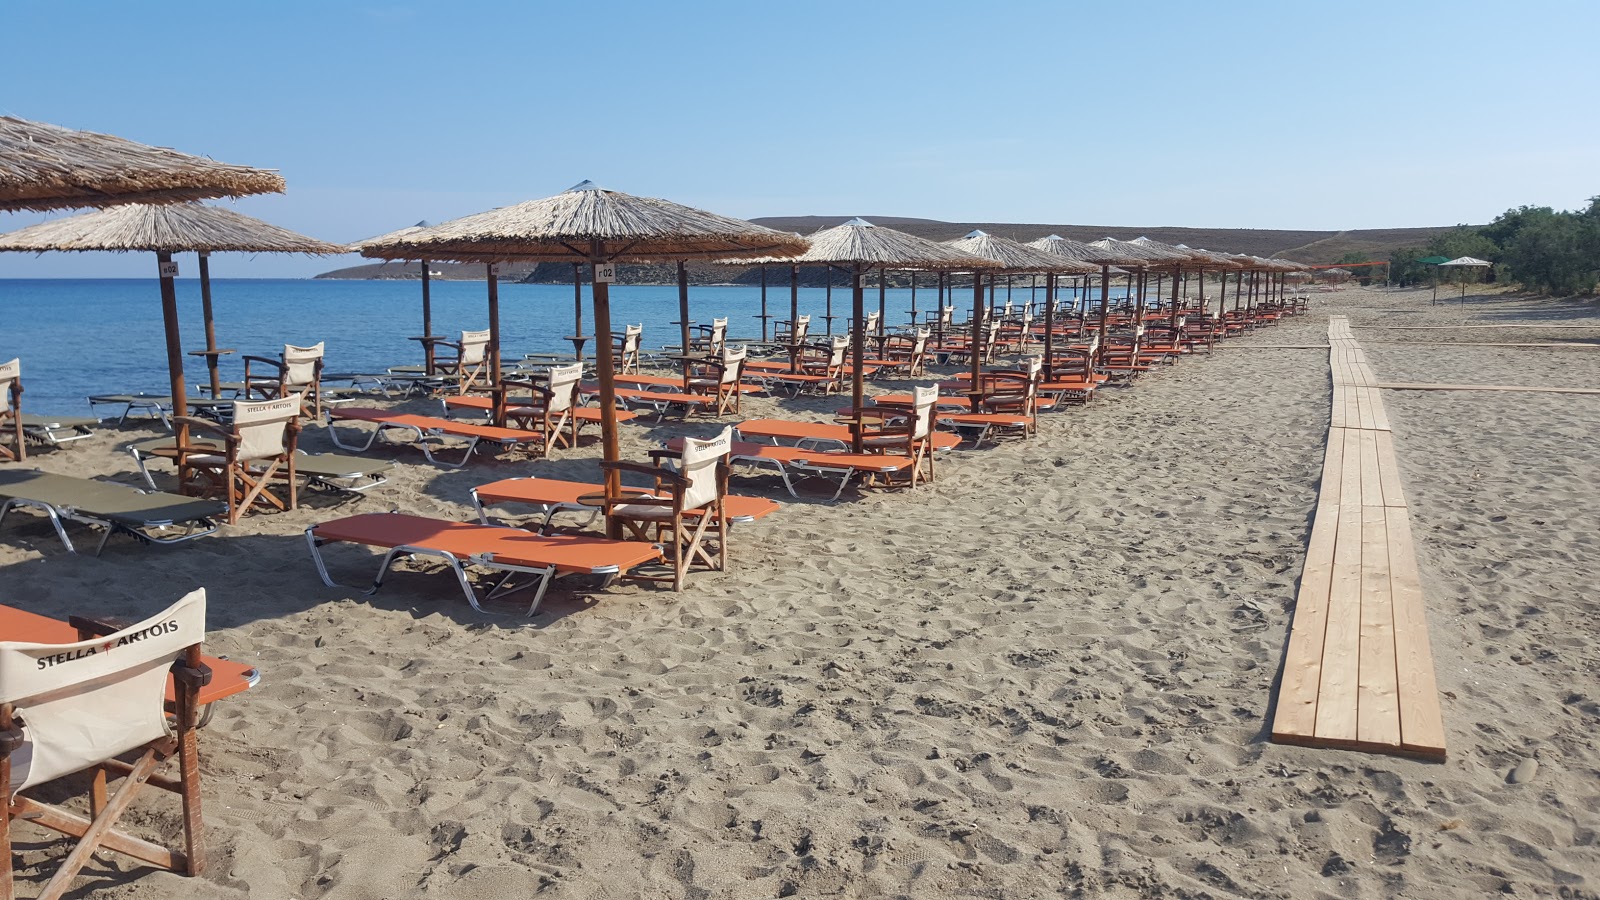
86,394,235,428
578,382,722,418
735,418,961,452
325,406,550,467
441,394,640,430
472,475,779,533
305,512,664,615
19,413,97,449
128,437,391,497
0,469,224,554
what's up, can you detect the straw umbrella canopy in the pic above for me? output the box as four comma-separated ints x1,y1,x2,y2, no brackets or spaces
787,219,998,448
358,180,806,502
0,202,344,426
945,230,1094,378
0,116,284,212
1026,234,1138,324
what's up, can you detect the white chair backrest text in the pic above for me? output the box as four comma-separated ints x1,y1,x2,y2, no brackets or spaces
547,363,583,413
911,384,939,440
1,589,206,793
282,342,324,386
678,426,732,511
460,329,491,366
233,394,301,461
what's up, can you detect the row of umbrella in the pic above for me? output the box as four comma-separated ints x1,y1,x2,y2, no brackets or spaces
0,115,1311,515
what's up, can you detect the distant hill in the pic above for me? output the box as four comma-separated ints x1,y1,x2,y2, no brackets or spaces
315,217,1464,282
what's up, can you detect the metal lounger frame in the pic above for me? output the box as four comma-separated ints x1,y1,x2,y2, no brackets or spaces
0,496,219,555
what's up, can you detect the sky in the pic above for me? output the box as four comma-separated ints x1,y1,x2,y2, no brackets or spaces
2,0,1596,277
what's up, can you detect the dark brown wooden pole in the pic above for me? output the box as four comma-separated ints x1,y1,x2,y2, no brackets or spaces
824,266,835,337
1097,265,1110,365
850,265,867,453
1043,271,1057,376
877,267,887,340
590,245,623,528
1169,265,1182,329
969,271,984,408
936,272,947,347
421,260,433,336
197,252,222,399
758,265,769,342
909,271,918,327
486,265,502,389
572,263,584,361
677,260,691,357
157,252,191,485
789,263,800,371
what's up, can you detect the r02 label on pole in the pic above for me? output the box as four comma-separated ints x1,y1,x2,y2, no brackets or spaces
593,263,616,284
159,261,180,278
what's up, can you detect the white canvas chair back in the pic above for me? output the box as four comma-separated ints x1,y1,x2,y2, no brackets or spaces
459,329,491,366
911,384,939,441
719,346,747,386
792,315,810,344
623,324,642,353
829,335,849,368
233,394,301,461
709,317,727,347
1001,300,1014,318
863,311,880,334
282,342,324,387
1,589,206,793
678,426,732,511
0,358,17,413
911,328,929,358
547,362,582,414
1023,355,1043,381
939,305,953,327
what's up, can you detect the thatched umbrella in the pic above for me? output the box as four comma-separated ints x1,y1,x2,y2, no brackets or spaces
0,202,341,486
0,116,284,212
788,219,997,447
358,180,805,503
945,230,1092,387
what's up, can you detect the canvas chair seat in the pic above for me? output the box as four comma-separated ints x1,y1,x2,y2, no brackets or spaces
1,589,212,899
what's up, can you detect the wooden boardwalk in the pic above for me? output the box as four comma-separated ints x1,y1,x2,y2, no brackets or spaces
1270,317,1447,758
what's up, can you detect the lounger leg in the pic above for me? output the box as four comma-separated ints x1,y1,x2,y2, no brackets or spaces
829,469,855,502
323,416,383,453
0,499,76,553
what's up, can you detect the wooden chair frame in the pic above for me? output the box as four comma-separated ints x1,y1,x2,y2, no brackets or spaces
684,347,747,417
604,433,732,591
435,329,492,394
1,615,211,900
493,363,582,456
611,324,643,375
174,396,301,525
0,360,23,463
243,342,325,418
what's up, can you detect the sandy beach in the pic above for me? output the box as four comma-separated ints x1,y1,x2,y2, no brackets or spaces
4,285,1597,899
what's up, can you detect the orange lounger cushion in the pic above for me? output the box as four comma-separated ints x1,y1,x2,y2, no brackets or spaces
737,418,960,452
332,407,544,443
312,512,661,576
443,395,638,423
473,477,779,525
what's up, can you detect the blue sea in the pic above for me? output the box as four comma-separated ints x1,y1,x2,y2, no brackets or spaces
0,277,1117,415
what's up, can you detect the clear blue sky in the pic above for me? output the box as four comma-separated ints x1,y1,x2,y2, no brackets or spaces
3,0,1596,277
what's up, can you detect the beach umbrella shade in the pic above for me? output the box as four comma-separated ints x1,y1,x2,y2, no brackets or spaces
787,219,998,449
1438,256,1492,302
0,116,284,212
945,230,1092,386
0,202,342,484
357,180,806,506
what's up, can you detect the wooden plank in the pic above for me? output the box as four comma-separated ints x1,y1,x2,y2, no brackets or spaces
1270,504,1340,743
1358,430,1384,508
1375,383,1600,395
1365,341,1600,349
1357,386,1378,431
1356,502,1401,748
1320,426,1348,506
1385,507,1447,757
1359,323,1600,330
1313,435,1366,744
1367,388,1392,432
1374,431,1406,508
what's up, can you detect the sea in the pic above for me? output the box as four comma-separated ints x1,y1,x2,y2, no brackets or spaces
0,277,1121,415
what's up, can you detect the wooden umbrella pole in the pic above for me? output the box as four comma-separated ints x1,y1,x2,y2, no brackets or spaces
197,252,222,398
1097,265,1110,365
421,260,433,336
936,272,946,348
824,265,834,337
969,271,984,409
850,265,867,453
877,267,887,342
1170,265,1181,329
788,264,800,372
758,265,768,342
486,265,502,394
572,263,584,361
590,245,623,531
1043,271,1057,376
677,260,691,361
909,270,918,328
156,251,192,489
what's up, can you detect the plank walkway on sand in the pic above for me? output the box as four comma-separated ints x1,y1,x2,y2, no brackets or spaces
1376,382,1600,395
1271,316,1446,758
